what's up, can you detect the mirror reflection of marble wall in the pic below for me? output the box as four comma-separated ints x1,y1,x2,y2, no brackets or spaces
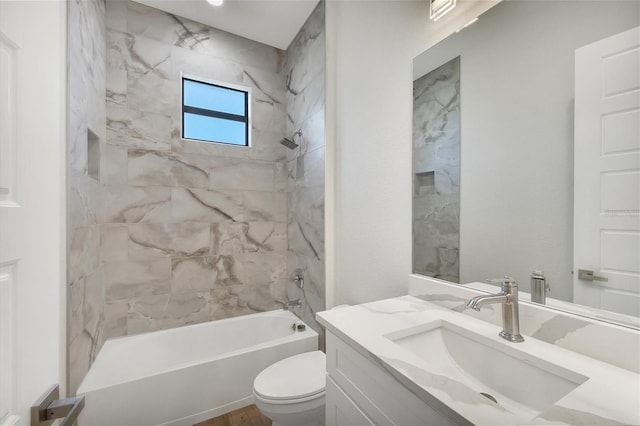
412,57,460,283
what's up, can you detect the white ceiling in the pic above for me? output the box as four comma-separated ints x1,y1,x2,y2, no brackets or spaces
131,0,320,50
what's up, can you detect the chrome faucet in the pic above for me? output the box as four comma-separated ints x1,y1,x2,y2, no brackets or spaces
466,277,525,343
284,299,302,310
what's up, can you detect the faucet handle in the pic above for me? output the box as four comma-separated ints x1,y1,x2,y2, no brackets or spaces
486,276,516,287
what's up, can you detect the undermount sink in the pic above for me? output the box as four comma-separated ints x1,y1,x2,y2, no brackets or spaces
385,319,589,419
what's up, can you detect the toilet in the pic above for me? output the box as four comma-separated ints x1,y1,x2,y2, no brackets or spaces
253,306,349,425
253,350,326,426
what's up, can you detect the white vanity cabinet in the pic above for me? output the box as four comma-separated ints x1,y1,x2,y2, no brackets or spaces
325,331,464,426
319,295,640,426
326,376,375,426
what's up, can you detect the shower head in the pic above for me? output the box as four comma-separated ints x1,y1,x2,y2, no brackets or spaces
280,129,302,150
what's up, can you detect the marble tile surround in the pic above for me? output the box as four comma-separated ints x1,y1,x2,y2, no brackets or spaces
282,2,326,346
412,58,460,283
101,0,294,342
100,0,325,345
68,0,107,395
69,0,325,393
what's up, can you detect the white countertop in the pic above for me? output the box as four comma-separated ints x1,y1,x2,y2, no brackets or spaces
317,295,640,426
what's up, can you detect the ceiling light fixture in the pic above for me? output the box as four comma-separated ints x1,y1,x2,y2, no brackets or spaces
430,0,456,21
207,0,223,6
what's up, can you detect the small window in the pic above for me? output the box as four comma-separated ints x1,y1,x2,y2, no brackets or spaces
182,76,250,146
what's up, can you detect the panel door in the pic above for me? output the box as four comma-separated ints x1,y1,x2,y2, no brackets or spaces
574,26,640,317
0,2,66,424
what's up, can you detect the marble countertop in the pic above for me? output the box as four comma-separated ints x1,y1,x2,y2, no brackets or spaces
317,295,640,425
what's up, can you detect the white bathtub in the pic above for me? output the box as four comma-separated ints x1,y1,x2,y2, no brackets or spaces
77,310,318,426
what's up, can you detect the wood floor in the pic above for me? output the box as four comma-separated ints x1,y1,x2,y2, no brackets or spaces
194,405,271,426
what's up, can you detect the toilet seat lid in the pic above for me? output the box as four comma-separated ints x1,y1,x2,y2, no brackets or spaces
253,351,326,401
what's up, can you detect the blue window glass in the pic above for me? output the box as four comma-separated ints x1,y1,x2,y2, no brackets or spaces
182,77,249,146
184,80,246,115
183,113,246,145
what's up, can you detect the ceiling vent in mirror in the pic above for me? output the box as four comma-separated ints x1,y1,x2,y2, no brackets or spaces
430,0,456,21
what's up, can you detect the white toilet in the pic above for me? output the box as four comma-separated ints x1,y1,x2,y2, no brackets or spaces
253,350,326,426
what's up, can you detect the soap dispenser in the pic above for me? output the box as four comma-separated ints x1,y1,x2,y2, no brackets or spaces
531,270,549,304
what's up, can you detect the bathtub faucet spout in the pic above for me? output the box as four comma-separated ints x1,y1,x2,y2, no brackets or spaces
284,299,302,310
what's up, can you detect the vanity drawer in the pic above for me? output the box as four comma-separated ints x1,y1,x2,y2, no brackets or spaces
326,331,461,426
326,376,375,426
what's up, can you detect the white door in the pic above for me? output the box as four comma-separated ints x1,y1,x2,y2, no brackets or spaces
574,26,640,317
0,1,67,425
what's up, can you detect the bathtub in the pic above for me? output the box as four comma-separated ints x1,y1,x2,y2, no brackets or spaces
77,310,318,426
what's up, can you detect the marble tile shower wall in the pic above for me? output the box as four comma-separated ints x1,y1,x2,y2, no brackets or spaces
412,57,460,283
68,0,107,394
283,2,326,339
102,1,292,338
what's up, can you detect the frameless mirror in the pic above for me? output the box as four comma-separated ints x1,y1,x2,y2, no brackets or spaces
412,0,639,328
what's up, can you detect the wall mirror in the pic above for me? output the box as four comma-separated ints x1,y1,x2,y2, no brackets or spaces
412,0,639,328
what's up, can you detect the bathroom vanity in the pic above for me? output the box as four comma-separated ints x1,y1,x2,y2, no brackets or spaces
317,279,640,425
323,328,464,425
